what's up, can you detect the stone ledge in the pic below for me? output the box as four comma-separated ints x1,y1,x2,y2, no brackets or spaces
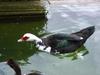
0,1,46,17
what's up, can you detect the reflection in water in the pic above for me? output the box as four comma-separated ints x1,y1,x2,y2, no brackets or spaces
0,19,47,62
55,46,89,60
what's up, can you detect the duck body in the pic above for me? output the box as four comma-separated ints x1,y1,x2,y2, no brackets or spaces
41,26,95,54
18,26,95,54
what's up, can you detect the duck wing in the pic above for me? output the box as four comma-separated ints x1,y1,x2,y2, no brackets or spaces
48,33,83,41
42,33,82,50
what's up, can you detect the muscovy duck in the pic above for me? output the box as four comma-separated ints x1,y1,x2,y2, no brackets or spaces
7,59,42,75
18,26,95,54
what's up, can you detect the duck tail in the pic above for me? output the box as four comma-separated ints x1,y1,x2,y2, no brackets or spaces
73,26,95,39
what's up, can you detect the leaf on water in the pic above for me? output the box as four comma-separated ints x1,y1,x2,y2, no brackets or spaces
54,45,89,60
82,50,89,56
71,55,78,60
65,53,75,57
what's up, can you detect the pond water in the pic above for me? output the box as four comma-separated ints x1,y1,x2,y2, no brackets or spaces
0,2,100,75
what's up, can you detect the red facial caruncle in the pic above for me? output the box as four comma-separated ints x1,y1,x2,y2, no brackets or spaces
21,36,29,41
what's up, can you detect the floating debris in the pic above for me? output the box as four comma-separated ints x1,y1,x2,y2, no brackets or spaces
55,46,89,60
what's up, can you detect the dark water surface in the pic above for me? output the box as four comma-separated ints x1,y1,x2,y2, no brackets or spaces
0,3,100,75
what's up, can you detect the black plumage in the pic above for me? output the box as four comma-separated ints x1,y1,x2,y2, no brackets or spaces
42,26,95,54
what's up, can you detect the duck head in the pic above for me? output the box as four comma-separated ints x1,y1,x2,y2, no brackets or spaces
17,33,51,53
17,33,42,43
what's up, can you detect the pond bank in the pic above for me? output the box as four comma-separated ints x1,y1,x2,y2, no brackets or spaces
0,1,47,20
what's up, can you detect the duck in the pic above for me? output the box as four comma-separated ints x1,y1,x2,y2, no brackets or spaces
7,59,42,75
18,26,95,54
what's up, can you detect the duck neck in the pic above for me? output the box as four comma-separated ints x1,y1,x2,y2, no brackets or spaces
31,35,42,43
11,63,21,75
35,37,42,43
7,59,22,75
14,67,21,75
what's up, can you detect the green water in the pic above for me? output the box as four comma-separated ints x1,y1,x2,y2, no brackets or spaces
0,3,100,75
0,20,46,62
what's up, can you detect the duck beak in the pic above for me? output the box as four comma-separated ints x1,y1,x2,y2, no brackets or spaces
17,39,23,42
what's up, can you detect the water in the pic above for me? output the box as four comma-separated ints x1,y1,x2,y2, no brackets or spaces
0,2,100,75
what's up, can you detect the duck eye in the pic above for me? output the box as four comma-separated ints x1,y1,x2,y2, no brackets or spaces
22,36,29,41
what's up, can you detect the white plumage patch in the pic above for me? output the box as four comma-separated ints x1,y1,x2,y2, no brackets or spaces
44,47,51,53
80,37,83,40
36,44,51,53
